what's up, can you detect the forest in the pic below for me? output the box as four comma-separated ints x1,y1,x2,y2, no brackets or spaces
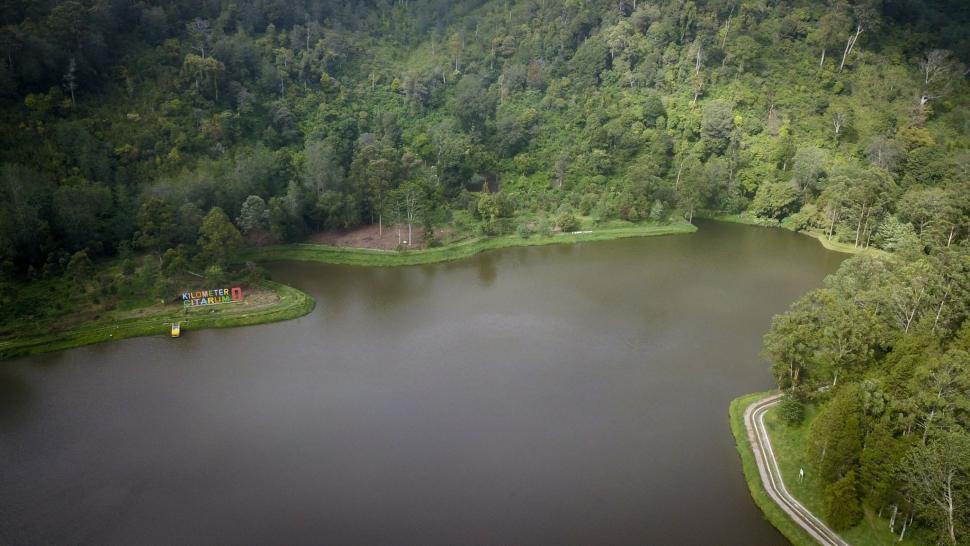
1,0,969,543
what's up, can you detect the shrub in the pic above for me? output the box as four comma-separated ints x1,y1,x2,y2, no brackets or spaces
778,393,805,426
556,211,580,233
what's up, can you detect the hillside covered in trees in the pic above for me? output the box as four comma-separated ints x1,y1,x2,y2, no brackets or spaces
1,0,970,542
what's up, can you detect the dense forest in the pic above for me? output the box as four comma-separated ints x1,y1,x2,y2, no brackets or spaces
1,0,969,542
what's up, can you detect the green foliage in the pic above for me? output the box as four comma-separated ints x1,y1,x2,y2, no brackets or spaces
236,195,270,235
198,207,244,268
66,250,93,283
701,100,734,155
778,393,806,426
555,211,580,233
809,385,864,484
751,180,799,220
824,470,863,530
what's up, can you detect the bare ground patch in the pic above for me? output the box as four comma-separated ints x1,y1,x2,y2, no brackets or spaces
308,223,455,250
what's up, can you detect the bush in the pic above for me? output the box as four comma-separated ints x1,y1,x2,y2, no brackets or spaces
516,222,534,239
555,211,580,233
536,216,553,237
778,393,805,426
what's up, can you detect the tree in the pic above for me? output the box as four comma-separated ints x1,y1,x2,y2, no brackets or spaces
186,18,212,59
865,137,905,172
809,385,864,484
197,207,243,268
388,181,426,246
897,187,957,246
750,180,798,220
134,198,179,254
900,430,970,545
824,470,863,530
349,143,396,235
727,35,759,74
555,211,580,233
65,250,92,283
236,195,269,235
859,423,905,512
790,146,827,198
302,140,346,213
52,182,112,253
918,50,960,109
701,100,734,155
912,350,970,444
63,56,76,107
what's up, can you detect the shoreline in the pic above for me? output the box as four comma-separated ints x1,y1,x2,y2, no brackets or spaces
703,213,875,255
0,281,315,361
730,392,821,546
240,222,698,267
1,223,691,360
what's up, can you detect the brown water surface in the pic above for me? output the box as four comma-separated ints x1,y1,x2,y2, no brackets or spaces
0,221,844,545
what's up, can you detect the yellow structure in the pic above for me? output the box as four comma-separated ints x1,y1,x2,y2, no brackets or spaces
171,322,181,338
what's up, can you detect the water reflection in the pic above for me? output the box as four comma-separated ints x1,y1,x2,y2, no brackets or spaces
0,368,32,425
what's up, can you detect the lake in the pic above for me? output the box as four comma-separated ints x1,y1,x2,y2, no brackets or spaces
0,221,844,545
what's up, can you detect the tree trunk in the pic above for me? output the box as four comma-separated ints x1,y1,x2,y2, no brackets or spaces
922,408,935,444
855,204,867,247
819,48,825,68
946,475,956,545
934,283,951,332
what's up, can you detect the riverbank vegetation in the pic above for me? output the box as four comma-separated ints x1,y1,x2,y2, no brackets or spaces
729,392,819,546
761,401,932,545
0,277,314,361
243,219,695,267
760,242,970,543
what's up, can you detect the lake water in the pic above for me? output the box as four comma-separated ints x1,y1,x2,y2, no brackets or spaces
0,222,844,545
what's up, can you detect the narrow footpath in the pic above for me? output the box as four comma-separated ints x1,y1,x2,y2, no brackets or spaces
744,393,850,546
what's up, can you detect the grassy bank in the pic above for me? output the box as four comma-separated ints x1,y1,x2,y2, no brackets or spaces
0,281,315,361
703,213,876,256
729,392,819,546
762,404,930,546
241,222,697,267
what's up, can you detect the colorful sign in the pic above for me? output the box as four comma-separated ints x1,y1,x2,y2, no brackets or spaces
181,287,243,308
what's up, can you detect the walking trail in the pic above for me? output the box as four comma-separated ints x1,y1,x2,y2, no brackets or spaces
744,393,850,546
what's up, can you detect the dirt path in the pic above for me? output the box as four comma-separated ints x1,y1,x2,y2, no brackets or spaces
744,393,850,546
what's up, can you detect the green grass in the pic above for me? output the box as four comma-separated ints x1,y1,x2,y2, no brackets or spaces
0,281,315,361
730,392,820,546
240,222,697,267
763,405,932,546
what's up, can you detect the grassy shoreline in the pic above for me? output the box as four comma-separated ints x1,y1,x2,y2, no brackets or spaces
0,281,315,361
762,403,929,546
729,392,819,546
241,222,697,267
703,213,874,255
732,393,929,546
